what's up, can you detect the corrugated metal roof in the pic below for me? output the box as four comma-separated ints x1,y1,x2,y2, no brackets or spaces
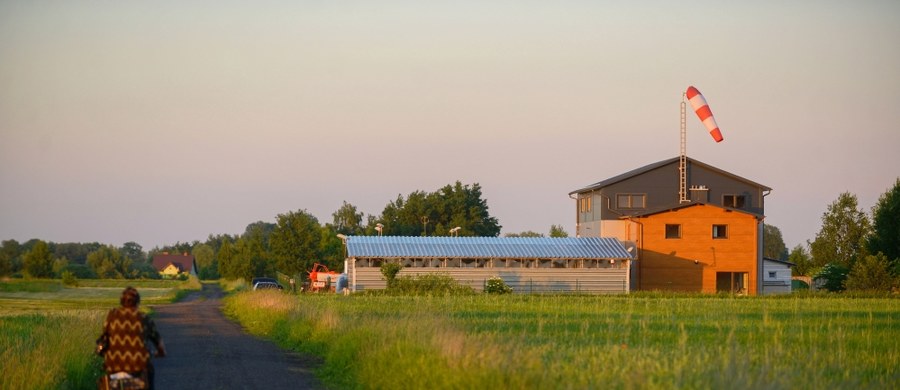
345,236,632,259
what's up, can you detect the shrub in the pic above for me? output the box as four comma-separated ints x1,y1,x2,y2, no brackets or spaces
380,262,403,288
484,276,512,294
845,253,897,292
815,263,849,292
390,274,475,296
61,271,78,287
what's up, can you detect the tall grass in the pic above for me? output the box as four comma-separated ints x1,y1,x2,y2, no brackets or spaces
225,292,900,389
0,311,104,389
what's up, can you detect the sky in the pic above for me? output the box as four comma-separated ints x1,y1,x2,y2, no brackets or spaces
1,1,899,251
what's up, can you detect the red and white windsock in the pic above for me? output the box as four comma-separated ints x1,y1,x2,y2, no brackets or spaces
686,86,724,143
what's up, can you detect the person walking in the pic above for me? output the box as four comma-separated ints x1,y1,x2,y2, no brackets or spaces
98,286,166,389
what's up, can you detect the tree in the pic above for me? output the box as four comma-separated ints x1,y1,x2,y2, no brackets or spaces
270,210,322,278
22,240,54,278
243,221,276,245
430,182,501,237
318,225,345,272
121,242,145,263
378,191,430,236
374,182,502,237
549,225,569,238
52,257,69,277
1,239,22,276
788,244,814,276
845,253,896,292
86,246,131,279
332,201,365,236
0,251,11,277
868,178,900,275
192,243,215,279
809,192,872,270
219,238,258,282
240,225,272,278
763,224,788,260
217,239,239,280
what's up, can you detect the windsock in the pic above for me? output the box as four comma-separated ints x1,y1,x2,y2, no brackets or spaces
686,86,724,142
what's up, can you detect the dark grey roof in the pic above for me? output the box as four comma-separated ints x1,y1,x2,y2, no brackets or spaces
763,257,796,267
569,156,771,195
345,236,632,259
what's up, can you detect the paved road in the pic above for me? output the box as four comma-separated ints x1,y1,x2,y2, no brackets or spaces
150,284,323,389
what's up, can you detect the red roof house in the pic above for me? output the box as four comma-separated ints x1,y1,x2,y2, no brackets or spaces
152,253,197,277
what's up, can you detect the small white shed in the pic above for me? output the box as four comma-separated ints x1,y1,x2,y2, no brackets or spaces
762,257,795,295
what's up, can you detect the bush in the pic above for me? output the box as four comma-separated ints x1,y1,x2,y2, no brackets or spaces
380,263,403,288
845,253,897,292
390,274,475,296
484,276,513,294
815,263,849,292
61,271,78,287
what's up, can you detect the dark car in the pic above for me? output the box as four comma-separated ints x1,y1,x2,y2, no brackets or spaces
253,281,283,291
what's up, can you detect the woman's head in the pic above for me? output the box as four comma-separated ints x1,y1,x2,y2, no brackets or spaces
120,286,140,308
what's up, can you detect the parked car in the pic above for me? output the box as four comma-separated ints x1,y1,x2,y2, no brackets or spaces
253,281,283,291
251,277,278,286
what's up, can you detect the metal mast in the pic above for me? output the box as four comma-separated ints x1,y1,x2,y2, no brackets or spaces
679,93,688,203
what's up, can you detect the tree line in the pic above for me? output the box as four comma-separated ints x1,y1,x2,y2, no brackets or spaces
0,181,508,282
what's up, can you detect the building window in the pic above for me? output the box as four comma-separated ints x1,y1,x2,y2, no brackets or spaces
768,271,776,278
712,224,728,239
665,224,681,239
716,272,749,294
579,196,592,213
616,194,646,209
724,195,746,208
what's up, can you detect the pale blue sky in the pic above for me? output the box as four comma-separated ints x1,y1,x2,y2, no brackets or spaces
2,1,898,250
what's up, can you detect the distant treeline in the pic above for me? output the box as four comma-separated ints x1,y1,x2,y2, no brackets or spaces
0,181,504,282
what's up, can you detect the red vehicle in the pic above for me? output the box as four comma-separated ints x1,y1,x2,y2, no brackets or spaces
307,263,340,293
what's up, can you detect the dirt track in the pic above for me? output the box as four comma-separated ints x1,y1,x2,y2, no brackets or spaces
150,284,323,389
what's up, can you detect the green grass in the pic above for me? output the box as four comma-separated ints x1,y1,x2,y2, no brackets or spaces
224,292,900,389
0,278,200,389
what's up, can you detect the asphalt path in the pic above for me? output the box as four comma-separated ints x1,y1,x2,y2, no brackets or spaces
150,284,323,389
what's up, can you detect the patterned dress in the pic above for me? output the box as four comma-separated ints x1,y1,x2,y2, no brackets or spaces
102,307,150,373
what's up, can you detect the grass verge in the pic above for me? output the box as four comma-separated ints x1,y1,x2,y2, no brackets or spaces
224,292,900,389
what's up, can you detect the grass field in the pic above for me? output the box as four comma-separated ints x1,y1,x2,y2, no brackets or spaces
0,278,199,389
225,292,900,389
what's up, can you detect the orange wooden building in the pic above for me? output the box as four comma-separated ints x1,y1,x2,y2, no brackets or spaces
630,202,760,294
570,156,771,295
